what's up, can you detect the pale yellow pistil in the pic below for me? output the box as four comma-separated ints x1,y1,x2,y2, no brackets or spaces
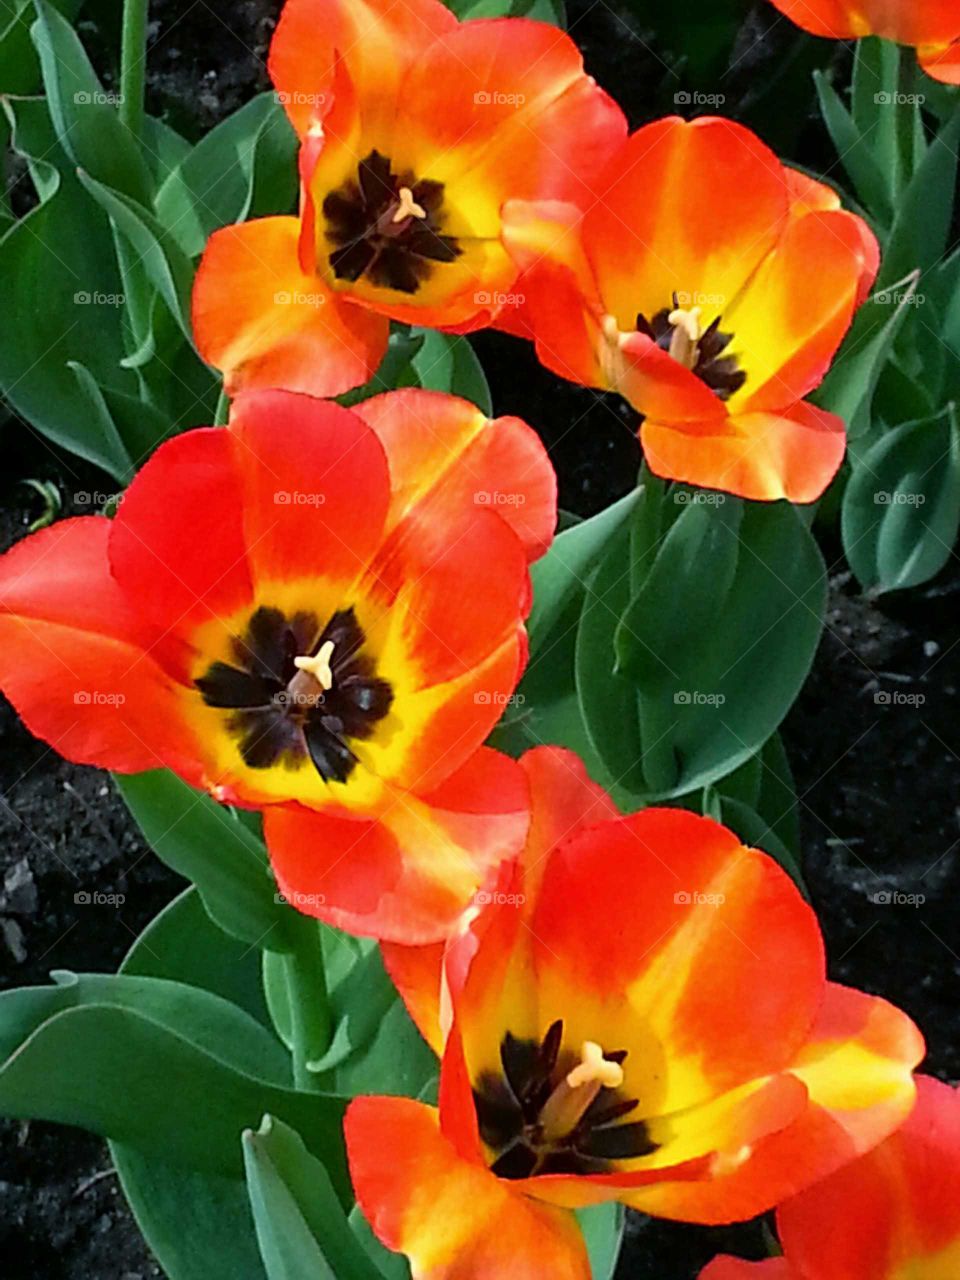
392,186,427,224
667,304,703,370
538,1040,625,1143
285,640,335,708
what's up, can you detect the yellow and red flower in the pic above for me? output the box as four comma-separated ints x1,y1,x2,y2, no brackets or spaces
701,1074,960,1279
504,117,879,503
192,0,626,399
346,747,923,1279
766,0,960,84
0,389,557,942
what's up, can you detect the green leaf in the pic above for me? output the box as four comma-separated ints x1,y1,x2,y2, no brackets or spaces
77,169,196,339
244,1116,382,1280
877,111,960,290
815,70,892,220
155,93,298,258
716,797,806,890
0,0,80,95
577,1202,625,1280
115,770,293,952
349,1204,411,1280
813,270,920,440
617,500,826,800
0,97,140,479
0,989,348,1184
408,330,492,414
31,0,152,204
842,405,960,592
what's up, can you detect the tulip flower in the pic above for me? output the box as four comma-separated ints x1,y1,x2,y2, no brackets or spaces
504,117,880,503
766,1,960,84
192,0,626,400
0,389,557,942
701,1075,960,1279
346,748,923,1278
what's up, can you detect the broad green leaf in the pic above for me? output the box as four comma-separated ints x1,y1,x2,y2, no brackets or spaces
244,1116,382,1280
617,501,826,800
0,0,80,95
155,93,298,258
326,997,437,1097
577,1202,625,1280
0,1000,349,1184
877,111,960,290
842,405,960,592
31,0,152,204
112,1146,266,1280
0,98,139,479
756,732,802,862
77,170,196,339
115,770,293,952
407,330,492,415
717,797,806,890
815,271,920,440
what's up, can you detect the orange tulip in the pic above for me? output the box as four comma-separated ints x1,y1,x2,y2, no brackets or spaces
192,0,626,399
767,0,960,83
346,748,923,1278
701,1075,960,1279
505,117,879,503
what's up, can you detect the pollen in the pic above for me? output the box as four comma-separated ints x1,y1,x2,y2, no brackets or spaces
392,186,427,223
667,304,703,369
567,1040,625,1090
294,640,336,691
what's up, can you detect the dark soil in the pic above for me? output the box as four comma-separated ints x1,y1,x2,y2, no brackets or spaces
1,1,958,1278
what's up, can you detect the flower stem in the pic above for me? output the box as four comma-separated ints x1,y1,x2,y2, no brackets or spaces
119,0,148,143
283,915,332,1091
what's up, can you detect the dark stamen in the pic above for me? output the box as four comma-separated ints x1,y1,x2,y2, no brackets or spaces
636,295,747,400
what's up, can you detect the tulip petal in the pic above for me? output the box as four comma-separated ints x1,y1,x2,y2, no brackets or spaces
777,1075,960,1280
699,1260,798,1279
192,215,388,398
919,38,960,85
263,747,528,943
640,400,847,503
0,519,199,778
346,1096,591,1280
352,388,557,563
227,389,391,590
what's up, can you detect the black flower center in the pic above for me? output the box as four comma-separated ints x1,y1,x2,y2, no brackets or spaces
637,292,747,400
472,1019,658,1179
322,150,462,294
195,606,393,784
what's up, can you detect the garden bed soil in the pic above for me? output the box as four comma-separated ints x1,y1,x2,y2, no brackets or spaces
2,0,958,1276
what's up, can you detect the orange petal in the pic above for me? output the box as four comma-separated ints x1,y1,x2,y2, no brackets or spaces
192,215,388,398
352,388,557,564
345,1096,591,1280
268,0,456,138
627,983,923,1225
699,1259,798,1279
263,747,528,944
768,0,960,45
0,519,200,780
640,399,847,503
583,118,790,332
777,1075,960,1279
919,38,960,84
